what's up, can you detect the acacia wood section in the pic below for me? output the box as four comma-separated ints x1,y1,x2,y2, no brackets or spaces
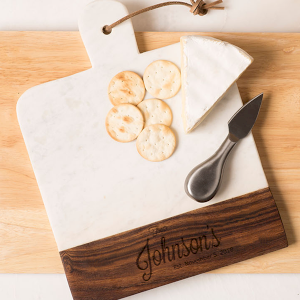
0,32,299,273
60,188,287,300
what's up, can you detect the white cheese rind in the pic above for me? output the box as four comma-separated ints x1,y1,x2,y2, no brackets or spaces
181,35,253,133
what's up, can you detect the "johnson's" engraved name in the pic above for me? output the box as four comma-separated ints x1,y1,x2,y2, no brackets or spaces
136,225,221,281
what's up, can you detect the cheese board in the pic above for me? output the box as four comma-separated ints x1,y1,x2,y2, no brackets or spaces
12,1,288,298
0,7,299,282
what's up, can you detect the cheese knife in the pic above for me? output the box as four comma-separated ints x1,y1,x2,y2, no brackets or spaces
185,93,263,203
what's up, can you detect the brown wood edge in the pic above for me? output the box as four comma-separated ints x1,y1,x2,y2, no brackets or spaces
60,187,288,300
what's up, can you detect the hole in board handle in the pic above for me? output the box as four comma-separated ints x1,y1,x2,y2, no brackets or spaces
102,25,112,35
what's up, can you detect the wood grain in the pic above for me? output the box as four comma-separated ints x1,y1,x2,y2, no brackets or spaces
0,32,299,273
60,188,287,300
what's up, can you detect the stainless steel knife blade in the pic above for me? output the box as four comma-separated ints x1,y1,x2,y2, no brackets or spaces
185,93,263,203
228,93,263,141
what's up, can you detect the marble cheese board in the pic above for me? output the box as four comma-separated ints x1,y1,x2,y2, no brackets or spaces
16,1,287,299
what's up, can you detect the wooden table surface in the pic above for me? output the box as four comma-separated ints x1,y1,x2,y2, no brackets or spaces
0,32,299,273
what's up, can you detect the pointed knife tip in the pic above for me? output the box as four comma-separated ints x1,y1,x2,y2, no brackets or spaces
251,93,263,106
257,93,263,100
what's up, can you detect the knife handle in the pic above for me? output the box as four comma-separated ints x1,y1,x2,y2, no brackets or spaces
184,134,237,202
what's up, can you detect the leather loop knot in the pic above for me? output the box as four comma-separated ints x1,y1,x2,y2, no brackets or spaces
190,0,207,16
190,0,224,16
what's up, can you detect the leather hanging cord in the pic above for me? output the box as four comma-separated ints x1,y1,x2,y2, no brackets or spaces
103,0,224,34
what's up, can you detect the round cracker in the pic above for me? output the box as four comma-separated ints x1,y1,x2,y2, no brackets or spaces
143,60,181,100
108,71,145,106
136,124,176,162
137,99,172,127
106,104,144,143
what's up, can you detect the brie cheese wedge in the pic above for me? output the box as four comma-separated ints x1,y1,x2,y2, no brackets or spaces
181,35,253,133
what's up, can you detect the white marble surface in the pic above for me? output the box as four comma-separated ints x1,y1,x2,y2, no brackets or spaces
2,0,299,299
17,0,267,252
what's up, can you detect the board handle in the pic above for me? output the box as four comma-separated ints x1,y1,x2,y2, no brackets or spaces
78,1,140,67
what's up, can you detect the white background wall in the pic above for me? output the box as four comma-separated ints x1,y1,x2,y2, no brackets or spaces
1,274,300,300
1,0,300,32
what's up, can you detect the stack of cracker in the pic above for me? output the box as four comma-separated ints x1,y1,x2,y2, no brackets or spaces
105,60,181,162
